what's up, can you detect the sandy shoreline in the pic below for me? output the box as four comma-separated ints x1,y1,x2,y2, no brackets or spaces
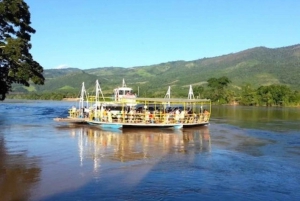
62,98,80,101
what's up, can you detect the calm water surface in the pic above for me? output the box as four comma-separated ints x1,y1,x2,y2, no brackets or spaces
0,101,299,201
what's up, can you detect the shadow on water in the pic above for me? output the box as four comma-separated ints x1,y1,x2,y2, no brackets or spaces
0,135,41,201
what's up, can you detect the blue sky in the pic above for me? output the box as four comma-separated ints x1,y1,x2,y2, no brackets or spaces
26,0,299,69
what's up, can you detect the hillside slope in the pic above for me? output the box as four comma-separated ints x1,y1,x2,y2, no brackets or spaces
18,44,300,96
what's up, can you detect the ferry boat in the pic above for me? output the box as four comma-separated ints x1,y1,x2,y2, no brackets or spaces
54,80,211,129
54,79,136,123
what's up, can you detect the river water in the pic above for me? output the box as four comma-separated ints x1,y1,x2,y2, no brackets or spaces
0,100,299,201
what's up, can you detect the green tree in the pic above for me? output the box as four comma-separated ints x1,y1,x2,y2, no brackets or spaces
0,0,44,100
193,86,204,98
207,76,231,90
239,84,258,106
207,76,231,103
255,85,296,106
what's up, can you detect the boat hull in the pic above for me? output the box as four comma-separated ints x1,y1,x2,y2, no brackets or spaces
85,120,209,129
53,117,87,124
122,123,183,129
53,118,208,129
87,120,123,129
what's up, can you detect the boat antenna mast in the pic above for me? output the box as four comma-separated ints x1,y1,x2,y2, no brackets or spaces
164,86,171,99
79,82,88,109
188,85,195,99
95,80,105,106
164,86,171,106
122,78,126,87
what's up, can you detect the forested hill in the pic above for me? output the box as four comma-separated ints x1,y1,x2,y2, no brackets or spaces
17,44,300,96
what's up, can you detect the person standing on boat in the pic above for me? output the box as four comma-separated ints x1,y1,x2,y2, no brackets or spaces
128,109,134,123
85,107,90,118
145,110,150,123
180,109,185,123
82,107,86,118
94,106,99,121
164,109,170,124
203,109,210,122
107,109,112,123
175,109,180,123
70,106,76,117
103,108,107,122
149,112,154,123
117,111,121,122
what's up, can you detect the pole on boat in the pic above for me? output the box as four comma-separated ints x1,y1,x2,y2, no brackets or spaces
164,86,171,106
79,82,86,109
122,78,126,87
95,80,99,107
95,80,105,105
188,85,195,99
164,86,171,99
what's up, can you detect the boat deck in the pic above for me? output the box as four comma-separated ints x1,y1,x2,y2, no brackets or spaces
53,117,88,124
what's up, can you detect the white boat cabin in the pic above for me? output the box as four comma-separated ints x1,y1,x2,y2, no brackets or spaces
114,79,136,102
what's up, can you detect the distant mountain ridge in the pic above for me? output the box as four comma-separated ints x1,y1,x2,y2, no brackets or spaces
21,44,300,96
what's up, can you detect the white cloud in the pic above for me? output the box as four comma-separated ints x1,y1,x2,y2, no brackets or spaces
54,64,69,69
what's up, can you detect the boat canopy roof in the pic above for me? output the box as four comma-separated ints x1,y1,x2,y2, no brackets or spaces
116,87,133,91
125,98,211,103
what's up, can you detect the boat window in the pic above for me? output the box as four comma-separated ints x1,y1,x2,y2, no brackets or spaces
135,104,162,112
166,105,184,112
119,90,124,95
108,106,123,111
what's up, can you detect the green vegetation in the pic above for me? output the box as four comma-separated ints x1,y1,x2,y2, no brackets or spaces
0,0,44,100
8,75,300,107
192,78,300,107
6,43,300,106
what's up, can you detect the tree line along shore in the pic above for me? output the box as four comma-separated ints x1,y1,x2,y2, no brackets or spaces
7,76,300,107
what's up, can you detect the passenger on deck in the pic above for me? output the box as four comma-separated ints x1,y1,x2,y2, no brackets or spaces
204,109,210,115
103,108,107,122
117,111,122,122
175,109,180,123
71,106,76,117
83,106,89,118
145,110,150,123
149,112,154,123
203,109,210,122
128,109,134,123
107,109,112,123
96,106,100,121
180,110,185,123
94,107,98,121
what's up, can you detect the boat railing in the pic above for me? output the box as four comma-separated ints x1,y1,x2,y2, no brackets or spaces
85,96,125,103
85,110,210,124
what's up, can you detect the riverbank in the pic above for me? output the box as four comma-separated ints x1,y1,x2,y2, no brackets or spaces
62,98,80,101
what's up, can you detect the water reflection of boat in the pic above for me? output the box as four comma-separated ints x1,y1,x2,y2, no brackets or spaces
68,126,211,170
122,127,183,135
182,127,211,153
